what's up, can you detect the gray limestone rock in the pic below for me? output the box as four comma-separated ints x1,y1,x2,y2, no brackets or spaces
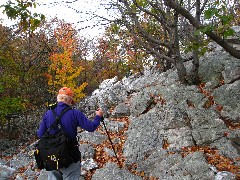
92,163,142,180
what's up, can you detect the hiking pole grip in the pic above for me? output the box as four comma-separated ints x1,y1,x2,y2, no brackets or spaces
101,117,121,166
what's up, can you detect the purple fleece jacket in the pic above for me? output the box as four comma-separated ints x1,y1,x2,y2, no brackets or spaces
37,102,101,139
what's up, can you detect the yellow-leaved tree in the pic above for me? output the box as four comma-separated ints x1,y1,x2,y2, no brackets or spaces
45,21,87,102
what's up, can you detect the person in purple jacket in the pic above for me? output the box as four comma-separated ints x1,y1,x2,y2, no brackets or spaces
37,87,103,180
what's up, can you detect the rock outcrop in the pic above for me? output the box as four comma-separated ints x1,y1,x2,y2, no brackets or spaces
77,42,240,179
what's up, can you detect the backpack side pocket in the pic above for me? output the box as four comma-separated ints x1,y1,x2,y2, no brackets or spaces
34,148,44,170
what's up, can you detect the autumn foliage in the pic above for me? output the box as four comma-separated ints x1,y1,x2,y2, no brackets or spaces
44,22,87,102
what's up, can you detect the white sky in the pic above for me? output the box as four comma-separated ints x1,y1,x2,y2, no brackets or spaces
0,0,117,38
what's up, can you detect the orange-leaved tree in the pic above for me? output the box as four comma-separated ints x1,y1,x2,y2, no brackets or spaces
45,21,87,102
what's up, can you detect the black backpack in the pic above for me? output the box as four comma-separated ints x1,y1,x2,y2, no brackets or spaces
35,106,74,171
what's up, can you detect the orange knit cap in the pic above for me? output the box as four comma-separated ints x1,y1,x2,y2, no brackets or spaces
58,87,74,97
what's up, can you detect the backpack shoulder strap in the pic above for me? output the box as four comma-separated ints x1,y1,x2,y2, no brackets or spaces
47,106,72,132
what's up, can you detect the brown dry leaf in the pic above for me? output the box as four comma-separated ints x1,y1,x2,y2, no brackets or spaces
162,139,169,149
203,100,214,108
223,132,229,137
140,171,145,177
220,79,225,85
216,105,223,112
190,146,199,152
149,176,158,180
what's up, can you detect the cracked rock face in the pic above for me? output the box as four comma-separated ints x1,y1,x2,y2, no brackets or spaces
81,45,240,179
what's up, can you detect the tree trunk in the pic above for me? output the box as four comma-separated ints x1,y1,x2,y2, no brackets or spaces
190,0,201,85
190,49,200,84
173,11,188,84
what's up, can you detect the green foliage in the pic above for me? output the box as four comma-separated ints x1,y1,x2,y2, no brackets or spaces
136,0,148,7
203,0,234,38
0,84,25,123
0,71,24,122
0,84,4,93
0,96,24,117
188,0,236,56
204,8,219,19
1,0,45,31
110,24,120,34
183,36,209,57
223,28,235,38
0,21,52,109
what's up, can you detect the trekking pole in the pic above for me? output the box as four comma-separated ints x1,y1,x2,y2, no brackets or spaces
101,117,122,167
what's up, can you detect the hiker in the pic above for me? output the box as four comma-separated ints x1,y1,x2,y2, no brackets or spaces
37,87,103,180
